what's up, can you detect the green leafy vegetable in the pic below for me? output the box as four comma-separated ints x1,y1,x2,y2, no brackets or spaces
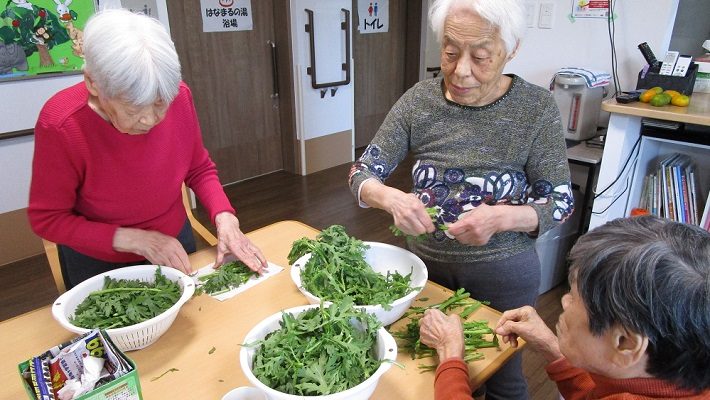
195,260,258,295
70,268,181,329
151,368,179,381
389,207,448,240
392,289,498,372
247,298,383,396
287,225,416,309
208,346,216,355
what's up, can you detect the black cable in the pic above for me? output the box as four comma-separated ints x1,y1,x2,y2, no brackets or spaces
607,0,621,96
592,170,631,215
593,135,641,199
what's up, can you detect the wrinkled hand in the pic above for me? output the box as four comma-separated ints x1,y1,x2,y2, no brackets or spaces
446,203,501,246
214,212,267,273
495,306,562,362
419,309,465,361
388,192,435,236
113,227,192,275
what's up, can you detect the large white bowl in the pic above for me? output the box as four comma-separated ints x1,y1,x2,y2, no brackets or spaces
52,265,195,351
239,304,397,400
290,242,428,326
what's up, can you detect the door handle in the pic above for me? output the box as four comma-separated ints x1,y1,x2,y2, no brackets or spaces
304,8,351,89
267,40,279,99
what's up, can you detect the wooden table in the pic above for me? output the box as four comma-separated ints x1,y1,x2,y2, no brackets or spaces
0,220,521,399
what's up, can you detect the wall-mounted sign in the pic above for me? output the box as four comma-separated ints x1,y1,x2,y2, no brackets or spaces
572,0,609,19
199,0,253,32
121,0,159,19
357,0,388,34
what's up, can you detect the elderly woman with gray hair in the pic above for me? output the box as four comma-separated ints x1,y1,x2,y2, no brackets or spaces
422,216,710,399
28,9,266,289
348,0,573,398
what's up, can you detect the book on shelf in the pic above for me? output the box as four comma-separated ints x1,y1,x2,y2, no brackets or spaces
688,168,700,225
639,153,704,227
701,189,710,232
672,155,691,223
659,154,678,221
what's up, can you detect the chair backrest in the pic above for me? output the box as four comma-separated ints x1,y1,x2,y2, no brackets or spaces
181,184,218,247
44,184,218,294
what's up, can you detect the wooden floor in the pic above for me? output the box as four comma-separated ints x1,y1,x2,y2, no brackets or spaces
0,156,566,400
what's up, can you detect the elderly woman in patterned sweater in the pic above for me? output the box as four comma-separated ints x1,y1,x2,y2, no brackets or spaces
348,0,573,398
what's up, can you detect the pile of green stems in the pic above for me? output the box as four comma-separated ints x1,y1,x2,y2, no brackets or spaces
392,289,499,372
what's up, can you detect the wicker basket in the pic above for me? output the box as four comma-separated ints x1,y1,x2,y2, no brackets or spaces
52,265,195,351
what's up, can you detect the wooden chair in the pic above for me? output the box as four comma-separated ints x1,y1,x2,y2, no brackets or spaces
43,184,218,294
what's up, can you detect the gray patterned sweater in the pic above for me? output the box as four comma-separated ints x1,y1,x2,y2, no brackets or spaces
349,75,574,263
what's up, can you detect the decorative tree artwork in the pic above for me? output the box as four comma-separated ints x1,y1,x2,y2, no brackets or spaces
0,0,95,80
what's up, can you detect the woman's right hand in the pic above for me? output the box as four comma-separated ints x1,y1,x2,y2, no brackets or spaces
420,309,465,361
360,180,434,236
113,227,192,274
388,191,436,236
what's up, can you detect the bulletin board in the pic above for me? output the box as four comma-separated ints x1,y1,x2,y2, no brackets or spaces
0,0,96,82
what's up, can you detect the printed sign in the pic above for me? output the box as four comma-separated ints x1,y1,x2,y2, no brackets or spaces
572,0,609,19
121,0,159,19
357,0,388,34
199,0,253,32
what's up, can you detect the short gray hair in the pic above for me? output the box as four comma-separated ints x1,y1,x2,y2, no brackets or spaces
428,0,525,55
82,9,181,105
569,216,710,391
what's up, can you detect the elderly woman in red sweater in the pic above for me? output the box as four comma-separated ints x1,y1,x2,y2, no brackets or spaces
28,9,266,289
421,216,710,399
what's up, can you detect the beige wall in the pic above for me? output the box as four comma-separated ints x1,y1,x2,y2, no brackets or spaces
0,208,44,267
304,130,354,175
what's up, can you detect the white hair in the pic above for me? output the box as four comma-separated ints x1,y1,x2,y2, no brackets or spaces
429,0,525,55
82,9,181,105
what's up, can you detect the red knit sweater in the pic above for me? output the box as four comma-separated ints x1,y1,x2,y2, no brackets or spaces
434,357,709,399
28,82,234,262
546,357,710,399
435,358,473,400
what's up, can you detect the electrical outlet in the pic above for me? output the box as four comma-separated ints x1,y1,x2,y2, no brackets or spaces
538,2,554,29
524,2,536,28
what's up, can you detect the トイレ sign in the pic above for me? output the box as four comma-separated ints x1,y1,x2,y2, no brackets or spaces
199,0,253,32
358,0,388,34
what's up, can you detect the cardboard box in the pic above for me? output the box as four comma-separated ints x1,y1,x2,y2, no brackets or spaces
17,331,143,400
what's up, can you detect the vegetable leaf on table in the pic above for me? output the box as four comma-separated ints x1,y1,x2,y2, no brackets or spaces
194,260,258,296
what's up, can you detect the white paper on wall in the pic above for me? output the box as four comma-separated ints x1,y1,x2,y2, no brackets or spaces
199,0,253,32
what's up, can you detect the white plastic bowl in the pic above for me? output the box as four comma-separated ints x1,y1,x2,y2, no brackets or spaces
239,304,397,400
52,265,195,351
290,242,428,326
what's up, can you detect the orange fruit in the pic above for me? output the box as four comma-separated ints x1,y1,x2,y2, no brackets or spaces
671,94,690,107
640,87,663,103
663,89,681,99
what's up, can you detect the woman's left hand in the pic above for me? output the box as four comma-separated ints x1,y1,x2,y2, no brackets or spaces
214,212,267,273
446,203,501,246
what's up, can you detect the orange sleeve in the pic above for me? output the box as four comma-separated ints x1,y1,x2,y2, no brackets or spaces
435,358,473,400
546,357,596,400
